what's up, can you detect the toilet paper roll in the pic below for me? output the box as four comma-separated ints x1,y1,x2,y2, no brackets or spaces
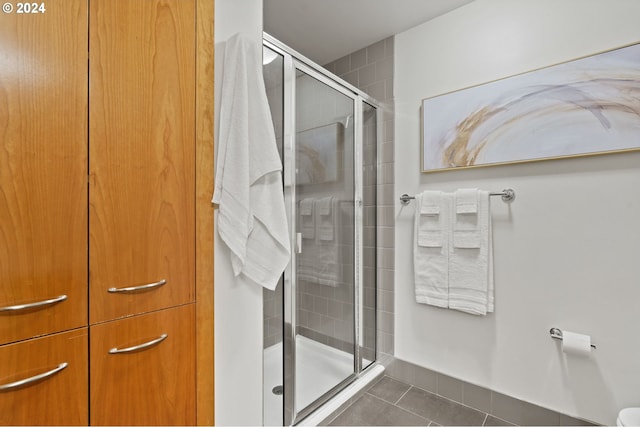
562,331,592,356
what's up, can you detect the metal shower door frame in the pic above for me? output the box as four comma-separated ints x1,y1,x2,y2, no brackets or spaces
263,33,381,426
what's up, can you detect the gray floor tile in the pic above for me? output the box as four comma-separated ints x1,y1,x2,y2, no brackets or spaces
559,414,599,426
397,386,487,426
387,358,437,393
463,382,492,413
484,415,515,426
437,374,463,403
328,393,429,426
492,391,560,426
367,376,411,404
492,391,527,425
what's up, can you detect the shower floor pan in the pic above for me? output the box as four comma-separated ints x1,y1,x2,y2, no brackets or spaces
264,335,379,426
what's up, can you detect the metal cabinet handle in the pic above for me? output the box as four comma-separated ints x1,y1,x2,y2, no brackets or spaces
109,334,168,354
0,362,68,392
107,279,166,293
0,295,67,313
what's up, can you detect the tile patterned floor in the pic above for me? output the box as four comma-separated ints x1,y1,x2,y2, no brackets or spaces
325,376,515,426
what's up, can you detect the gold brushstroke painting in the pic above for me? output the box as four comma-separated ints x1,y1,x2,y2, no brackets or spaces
297,123,344,184
421,42,640,172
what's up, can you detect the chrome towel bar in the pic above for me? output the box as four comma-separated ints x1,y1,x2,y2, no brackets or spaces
400,188,515,205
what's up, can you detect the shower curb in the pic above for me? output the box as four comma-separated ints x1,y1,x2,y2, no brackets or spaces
302,364,385,426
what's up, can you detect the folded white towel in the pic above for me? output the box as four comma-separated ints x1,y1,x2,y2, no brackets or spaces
212,33,290,291
316,201,346,287
316,196,333,215
300,198,315,239
414,191,450,308
297,198,341,287
418,193,443,248
316,196,335,241
456,188,479,214
300,198,314,215
452,188,480,248
316,239,340,287
449,190,493,315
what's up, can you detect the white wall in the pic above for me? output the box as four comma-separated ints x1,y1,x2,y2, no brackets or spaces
214,1,264,425
394,1,640,424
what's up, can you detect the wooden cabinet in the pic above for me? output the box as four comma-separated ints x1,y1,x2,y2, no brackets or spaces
0,329,89,426
88,1,197,425
0,0,88,345
88,0,196,324
0,0,212,425
90,305,195,426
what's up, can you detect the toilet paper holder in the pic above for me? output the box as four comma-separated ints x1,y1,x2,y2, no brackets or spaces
549,327,597,349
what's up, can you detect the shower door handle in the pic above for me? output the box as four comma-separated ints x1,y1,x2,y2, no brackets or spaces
296,233,302,254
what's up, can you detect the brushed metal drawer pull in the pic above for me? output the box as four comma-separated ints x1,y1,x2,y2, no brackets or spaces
107,279,166,294
0,362,68,392
109,334,168,354
0,294,67,312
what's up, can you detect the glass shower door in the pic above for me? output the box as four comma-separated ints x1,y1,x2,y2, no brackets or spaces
290,64,357,420
265,33,381,424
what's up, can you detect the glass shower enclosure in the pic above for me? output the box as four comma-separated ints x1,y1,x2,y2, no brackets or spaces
262,33,379,425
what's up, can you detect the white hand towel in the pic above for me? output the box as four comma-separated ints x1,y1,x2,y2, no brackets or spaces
300,198,314,215
298,198,341,287
316,196,333,215
316,196,335,241
414,191,450,308
449,190,494,315
300,198,315,239
456,188,479,214
419,192,444,248
316,200,345,287
452,188,480,249
212,33,290,291
297,199,317,284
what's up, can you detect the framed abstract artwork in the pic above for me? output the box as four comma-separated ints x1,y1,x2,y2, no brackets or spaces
297,122,344,184
421,42,640,172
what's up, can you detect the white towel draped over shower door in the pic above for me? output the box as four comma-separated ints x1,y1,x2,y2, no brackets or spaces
212,32,290,291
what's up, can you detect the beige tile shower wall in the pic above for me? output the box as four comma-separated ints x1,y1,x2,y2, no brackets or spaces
325,36,395,359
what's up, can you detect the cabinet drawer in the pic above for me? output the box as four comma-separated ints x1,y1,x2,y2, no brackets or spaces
89,275,193,325
0,328,88,426
0,290,87,346
90,304,195,426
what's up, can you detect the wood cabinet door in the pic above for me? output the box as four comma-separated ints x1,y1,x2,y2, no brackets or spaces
88,0,196,324
0,328,89,425
0,0,88,344
90,304,196,426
